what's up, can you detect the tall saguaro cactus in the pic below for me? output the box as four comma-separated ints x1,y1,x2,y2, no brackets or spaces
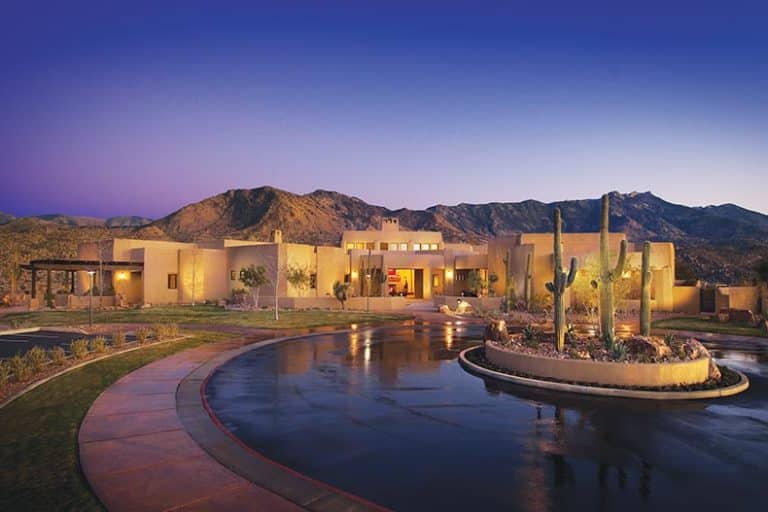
599,194,627,342
523,252,533,310
502,250,514,311
640,242,652,336
546,208,578,352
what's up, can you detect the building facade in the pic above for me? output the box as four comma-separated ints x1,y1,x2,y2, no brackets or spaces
29,217,683,311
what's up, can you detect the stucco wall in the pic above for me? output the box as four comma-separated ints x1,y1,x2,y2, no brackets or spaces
178,249,229,303
717,286,760,312
138,247,181,305
673,286,700,314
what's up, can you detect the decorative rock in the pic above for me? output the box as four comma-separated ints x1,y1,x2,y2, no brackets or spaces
624,336,672,362
676,338,710,360
708,359,722,381
456,299,473,314
484,319,509,344
438,304,451,314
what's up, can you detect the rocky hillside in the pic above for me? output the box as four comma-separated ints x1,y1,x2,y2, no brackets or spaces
135,187,768,284
3,188,767,286
0,214,152,228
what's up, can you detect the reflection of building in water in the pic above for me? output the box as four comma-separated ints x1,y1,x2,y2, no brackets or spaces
275,327,474,386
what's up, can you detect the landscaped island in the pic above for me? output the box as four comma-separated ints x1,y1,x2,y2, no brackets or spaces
462,195,749,398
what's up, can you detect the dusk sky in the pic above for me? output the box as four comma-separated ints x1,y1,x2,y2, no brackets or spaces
1,2,767,218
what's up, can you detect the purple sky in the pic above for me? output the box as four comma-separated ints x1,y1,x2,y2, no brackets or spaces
1,2,767,218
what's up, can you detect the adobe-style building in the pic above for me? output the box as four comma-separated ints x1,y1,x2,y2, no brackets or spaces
22,217,694,312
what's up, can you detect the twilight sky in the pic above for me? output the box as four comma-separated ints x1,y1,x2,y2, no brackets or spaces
1,2,767,218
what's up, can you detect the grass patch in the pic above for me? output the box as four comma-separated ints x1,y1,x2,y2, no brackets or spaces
3,305,411,330
653,316,766,338
0,332,228,511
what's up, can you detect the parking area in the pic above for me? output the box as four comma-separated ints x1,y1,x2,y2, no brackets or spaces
0,330,136,359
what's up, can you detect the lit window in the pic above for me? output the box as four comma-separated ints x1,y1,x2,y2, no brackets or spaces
366,242,375,250
356,242,366,250
413,243,421,251
167,274,178,289
346,243,354,250
399,243,408,251
380,242,389,251
430,243,438,250
230,271,236,281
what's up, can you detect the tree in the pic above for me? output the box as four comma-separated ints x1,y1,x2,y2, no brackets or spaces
466,270,487,297
333,280,350,310
238,265,269,309
285,264,311,297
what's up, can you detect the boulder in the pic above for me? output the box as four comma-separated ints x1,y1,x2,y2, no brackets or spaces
675,337,710,360
438,304,451,314
484,319,510,344
708,359,722,381
456,300,473,314
624,336,672,362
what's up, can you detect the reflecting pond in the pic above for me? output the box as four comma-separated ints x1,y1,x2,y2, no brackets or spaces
206,323,768,511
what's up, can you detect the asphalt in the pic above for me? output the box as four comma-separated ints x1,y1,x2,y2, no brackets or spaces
0,330,136,359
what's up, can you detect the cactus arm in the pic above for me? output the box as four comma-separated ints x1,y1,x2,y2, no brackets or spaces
566,257,578,287
613,239,627,277
545,281,556,293
640,241,652,336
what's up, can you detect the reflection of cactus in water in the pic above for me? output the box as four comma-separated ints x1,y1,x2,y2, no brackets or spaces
598,194,627,343
640,242,652,336
545,208,578,352
524,252,533,310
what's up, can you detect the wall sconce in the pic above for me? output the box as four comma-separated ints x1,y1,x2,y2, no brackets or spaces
351,270,359,279
445,269,453,279
116,271,129,281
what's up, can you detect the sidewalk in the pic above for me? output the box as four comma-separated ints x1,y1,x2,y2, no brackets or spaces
78,339,302,512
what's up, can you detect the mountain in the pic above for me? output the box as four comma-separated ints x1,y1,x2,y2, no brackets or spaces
138,187,768,284
0,214,152,228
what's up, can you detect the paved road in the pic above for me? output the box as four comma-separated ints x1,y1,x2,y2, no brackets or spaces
0,330,135,359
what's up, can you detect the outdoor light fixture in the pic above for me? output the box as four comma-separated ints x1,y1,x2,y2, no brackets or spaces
446,270,453,278
116,271,129,280
351,270,358,278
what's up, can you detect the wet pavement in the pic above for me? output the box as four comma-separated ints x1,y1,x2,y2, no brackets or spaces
205,323,768,512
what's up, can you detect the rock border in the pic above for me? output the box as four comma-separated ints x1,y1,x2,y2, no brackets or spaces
459,346,749,400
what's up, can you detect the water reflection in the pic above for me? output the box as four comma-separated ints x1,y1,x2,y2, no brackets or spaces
207,323,768,512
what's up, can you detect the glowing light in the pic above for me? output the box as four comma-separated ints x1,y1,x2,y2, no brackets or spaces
351,270,358,279
116,271,129,281
622,271,632,279
445,269,453,279
350,323,358,330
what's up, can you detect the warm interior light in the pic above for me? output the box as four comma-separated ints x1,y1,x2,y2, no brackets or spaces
622,271,631,279
116,271,129,281
446,269,453,279
351,270,358,278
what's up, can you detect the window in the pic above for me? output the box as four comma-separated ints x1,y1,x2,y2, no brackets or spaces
413,243,421,251
380,242,389,251
366,242,375,250
346,242,355,250
167,273,178,289
399,243,408,251
430,243,439,250
310,273,317,289
230,270,236,281
356,242,366,250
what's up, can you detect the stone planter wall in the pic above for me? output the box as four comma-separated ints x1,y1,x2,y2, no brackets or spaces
485,343,710,387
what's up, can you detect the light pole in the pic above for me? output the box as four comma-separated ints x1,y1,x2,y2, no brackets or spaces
87,271,96,328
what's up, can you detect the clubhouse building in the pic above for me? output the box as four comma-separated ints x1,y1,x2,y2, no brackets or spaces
21,217,706,313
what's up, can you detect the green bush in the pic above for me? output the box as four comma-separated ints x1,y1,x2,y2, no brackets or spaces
26,346,49,374
9,354,31,382
112,330,126,349
49,346,67,366
522,324,539,348
0,360,10,390
136,327,151,345
611,340,627,361
70,339,89,360
89,336,107,354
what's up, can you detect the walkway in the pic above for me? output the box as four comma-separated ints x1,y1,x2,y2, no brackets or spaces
78,338,302,512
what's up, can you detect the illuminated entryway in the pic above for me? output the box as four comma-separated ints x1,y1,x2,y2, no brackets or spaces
386,268,424,298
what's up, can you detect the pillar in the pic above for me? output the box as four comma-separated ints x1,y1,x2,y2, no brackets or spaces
31,269,37,299
71,271,76,293
46,270,52,301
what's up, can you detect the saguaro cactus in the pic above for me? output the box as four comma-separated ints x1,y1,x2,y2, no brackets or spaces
546,208,578,352
523,252,533,310
502,250,515,311
598,194,627,343
640,242,652,336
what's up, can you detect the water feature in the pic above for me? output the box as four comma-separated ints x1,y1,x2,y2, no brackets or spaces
205,322,768,511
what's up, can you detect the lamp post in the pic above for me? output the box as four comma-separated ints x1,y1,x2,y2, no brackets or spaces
87,271,96,328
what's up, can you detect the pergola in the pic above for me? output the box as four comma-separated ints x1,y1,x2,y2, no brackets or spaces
20,259,144,299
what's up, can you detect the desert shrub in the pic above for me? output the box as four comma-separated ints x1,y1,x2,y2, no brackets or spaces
0,361,10,389
112,330,126,349
664,333,676,345
50,346,67,366
9,354,31,382
611,340,627,361
522,324,539,348
89,336,107,354
153,323,179,341
70,338,89,360
136,327,151,345
25,346,49,374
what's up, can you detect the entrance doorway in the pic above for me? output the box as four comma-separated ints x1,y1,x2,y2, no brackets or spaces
386,268,424,298
414,269,424,299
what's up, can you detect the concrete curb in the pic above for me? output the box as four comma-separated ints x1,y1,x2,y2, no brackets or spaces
0,335,190,410
178,327,403,512
459,346,750,400
0,326,41,336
